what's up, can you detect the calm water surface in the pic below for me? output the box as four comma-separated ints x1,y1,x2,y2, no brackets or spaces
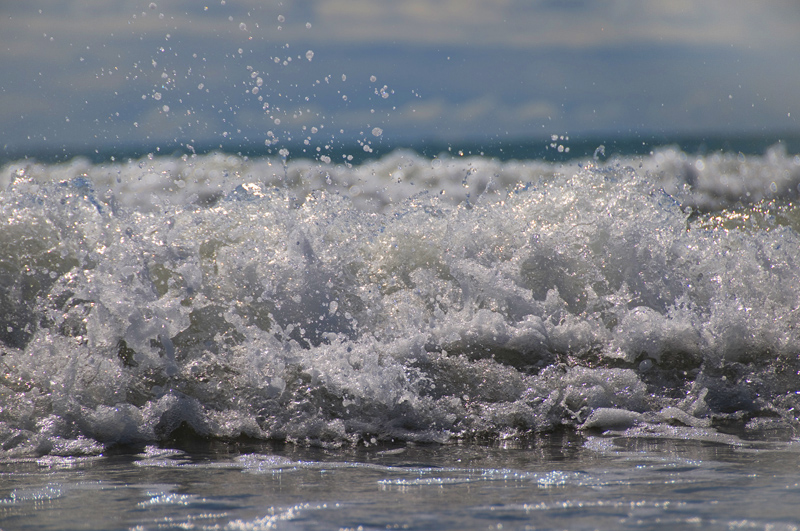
2,432,800,530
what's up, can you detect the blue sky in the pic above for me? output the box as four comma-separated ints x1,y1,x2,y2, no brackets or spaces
2,0,799,157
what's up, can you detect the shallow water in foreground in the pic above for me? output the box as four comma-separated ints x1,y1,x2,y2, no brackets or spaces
2,433,800,530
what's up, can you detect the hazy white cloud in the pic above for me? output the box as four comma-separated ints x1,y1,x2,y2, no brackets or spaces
307,0,800,50
7,0,798,61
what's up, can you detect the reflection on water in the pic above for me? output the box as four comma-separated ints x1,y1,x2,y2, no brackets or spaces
2,433,800,530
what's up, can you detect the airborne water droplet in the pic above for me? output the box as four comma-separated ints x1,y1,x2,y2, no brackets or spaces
371,127,383,137
305,50,314,61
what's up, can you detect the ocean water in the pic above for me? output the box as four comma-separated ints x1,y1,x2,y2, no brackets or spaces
2,435,800,530
2,145,800,529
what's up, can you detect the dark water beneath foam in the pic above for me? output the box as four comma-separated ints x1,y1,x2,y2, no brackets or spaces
3,434,800,530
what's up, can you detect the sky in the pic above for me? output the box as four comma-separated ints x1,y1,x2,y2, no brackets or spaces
2,0,800,159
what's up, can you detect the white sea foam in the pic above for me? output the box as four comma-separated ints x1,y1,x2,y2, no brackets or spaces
1,148,800,455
